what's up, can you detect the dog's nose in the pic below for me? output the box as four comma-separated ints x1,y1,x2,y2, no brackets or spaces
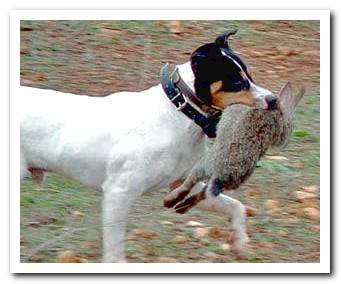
265,95,278,110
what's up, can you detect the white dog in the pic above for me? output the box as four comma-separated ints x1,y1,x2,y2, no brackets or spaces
20,32,275,262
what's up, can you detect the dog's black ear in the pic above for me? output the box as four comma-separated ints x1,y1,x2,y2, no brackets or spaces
215,29,238,49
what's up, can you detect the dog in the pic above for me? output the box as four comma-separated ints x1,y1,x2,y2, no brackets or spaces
20,31,276,262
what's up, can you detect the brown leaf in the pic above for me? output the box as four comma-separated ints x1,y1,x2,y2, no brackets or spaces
159,220,174,226
245,205,257,217
218,243,231,252
245,187,261,197
71,210,85,217
294,190,316,202
157,257,178,263
300,185,319,193
208,226,229,241
303,207,320,221
131,229,159,239
276,46,300,56
100,27,125,37
33,72,44,82
265,199,280,211
192,227,209,239
167,20,183,35
265,155,288,161
20,45,29,54
291,160,304,168
26,215,58,227
57,250,88,263
186,221,204,227
174,235,189,244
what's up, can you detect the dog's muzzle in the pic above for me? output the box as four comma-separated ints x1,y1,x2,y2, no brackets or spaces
250,82,277,110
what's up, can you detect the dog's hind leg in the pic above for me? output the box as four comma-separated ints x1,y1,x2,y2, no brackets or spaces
20,151,29,179
196,188,248,259
28,168,46,184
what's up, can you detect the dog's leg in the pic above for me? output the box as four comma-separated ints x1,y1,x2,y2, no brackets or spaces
102,180,141,263
196,188,248,259
29,168,46,184
20,151,29,179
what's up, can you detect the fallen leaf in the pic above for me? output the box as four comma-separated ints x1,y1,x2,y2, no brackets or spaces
101,27,125,36
208,226,228,240
265,155,288,161
249,50,263,57
174,235,189,244
167,20,183,35
57,250,88,263
294,191,316,202
300,185,319,193
245,205,257,217
291,160,304,168
32,187,44,191
218,243,231,252
204,251,219,259
33,72,44,82
157,257,178,263
192,227,209,239
72,210,84,217
26,215,58,227
265,199,280,211
131,229,159,239
286,217,300,224
278,230,288,236
20,45,29,54
245,187,261,197
276,46,300,56
159,220,174,226
186,221,204,227
312,225,320,233
303,207,320,221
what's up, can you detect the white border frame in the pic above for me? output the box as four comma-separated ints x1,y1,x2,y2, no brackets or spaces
10,10,330,274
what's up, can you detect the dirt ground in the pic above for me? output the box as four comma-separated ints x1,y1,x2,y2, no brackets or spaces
20,20,320,263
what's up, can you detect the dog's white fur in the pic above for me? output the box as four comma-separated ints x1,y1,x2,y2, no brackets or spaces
20,62,271,262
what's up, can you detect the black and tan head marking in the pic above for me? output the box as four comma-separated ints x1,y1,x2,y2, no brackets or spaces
190,30,277,110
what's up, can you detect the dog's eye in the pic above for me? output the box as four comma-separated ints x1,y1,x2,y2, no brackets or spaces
235,79,250,91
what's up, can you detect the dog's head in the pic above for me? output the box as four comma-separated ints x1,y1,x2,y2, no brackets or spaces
191,30,277,110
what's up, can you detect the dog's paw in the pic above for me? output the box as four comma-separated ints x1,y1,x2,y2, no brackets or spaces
228,230,249,260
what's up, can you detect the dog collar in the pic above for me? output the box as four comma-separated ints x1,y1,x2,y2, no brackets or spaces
160,63,222,138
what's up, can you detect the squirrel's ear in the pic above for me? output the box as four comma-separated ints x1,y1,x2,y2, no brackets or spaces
279,82,305,118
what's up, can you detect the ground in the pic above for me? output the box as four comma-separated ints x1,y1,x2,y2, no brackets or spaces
20,20,320,263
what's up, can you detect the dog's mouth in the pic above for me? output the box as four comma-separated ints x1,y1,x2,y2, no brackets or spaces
250,82,277,110
255,94,278,110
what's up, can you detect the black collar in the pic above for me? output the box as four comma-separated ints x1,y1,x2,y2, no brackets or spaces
160,63,221,138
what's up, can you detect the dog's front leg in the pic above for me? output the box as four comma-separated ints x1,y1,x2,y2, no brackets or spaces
102,180,140,263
